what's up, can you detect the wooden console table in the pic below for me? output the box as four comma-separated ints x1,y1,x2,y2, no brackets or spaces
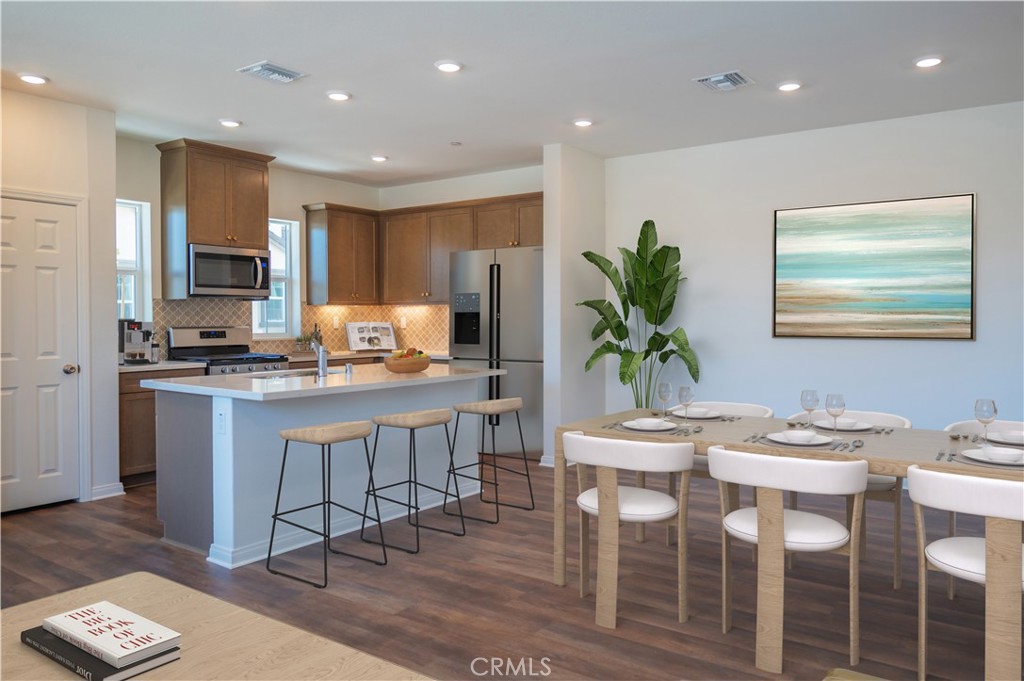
1,572,429,680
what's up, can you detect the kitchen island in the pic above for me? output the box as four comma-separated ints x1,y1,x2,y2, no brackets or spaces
141,364,502,568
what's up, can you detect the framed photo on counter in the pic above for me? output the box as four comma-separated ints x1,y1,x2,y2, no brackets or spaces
345,322,398,351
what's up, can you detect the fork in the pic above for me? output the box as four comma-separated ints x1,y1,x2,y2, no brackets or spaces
935,450,945,461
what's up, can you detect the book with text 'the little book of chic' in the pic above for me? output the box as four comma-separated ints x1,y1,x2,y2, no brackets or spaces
21,626,180,681
41,600,181,668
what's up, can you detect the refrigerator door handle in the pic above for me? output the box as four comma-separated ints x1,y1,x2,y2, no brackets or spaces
489,262,499,361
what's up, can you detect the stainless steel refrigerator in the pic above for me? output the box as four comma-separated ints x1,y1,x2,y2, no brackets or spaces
449,247,543,456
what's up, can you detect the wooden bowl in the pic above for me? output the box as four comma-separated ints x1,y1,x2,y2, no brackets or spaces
383,355,431,373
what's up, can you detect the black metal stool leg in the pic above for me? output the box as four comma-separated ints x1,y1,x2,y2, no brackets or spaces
444,413,500,524
266,439,329,588
478,410,536,512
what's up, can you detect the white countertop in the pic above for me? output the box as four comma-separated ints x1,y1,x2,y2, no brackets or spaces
139,363,502,401
119,360,206,373
288,350,451,362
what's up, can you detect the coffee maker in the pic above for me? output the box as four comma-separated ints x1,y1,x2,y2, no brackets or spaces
118,320,158,364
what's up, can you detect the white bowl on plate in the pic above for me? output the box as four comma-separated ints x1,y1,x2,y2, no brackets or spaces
981,446,1024,464
834,417,858,429
786,430,817,444
633,418,665,430
684,407,710,418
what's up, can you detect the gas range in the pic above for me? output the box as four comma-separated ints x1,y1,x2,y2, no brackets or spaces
167,326,289,375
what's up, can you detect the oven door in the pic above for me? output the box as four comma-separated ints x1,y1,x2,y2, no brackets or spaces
189,244,271,299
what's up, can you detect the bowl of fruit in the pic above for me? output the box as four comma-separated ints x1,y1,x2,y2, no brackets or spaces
383,348,431,373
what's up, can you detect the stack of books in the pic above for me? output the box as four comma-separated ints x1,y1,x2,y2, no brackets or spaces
21,600,181,681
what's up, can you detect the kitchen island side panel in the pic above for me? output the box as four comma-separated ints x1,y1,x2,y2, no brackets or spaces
154,391,213,553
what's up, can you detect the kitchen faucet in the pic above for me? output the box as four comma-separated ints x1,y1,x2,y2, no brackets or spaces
310,340,328,377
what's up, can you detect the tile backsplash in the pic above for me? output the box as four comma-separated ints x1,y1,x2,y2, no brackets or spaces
151,299,450,359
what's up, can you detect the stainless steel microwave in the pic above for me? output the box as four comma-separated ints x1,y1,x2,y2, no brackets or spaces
189,244,270,299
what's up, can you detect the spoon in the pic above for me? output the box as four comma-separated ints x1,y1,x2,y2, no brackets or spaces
850,439,864,451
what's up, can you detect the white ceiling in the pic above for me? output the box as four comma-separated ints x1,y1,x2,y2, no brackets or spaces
2,1,1022,187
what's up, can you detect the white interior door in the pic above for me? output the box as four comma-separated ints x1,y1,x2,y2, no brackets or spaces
1,197,81,511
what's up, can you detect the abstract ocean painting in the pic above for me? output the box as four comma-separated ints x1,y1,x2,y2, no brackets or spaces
774,194,974,339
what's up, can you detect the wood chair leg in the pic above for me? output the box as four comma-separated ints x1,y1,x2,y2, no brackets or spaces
594,467,620,629
634,471,646,543
677,472,690,623
849,493,863,667
722,529,732,633
579,510,590,597
946,511,956,600
666,471,677,546
892,482,903,590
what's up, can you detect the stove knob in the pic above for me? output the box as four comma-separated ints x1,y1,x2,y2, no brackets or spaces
219,367,228,374
274,363,281,370
247,365,256,372
230,366,239,373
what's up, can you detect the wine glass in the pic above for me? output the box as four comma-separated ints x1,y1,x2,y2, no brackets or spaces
825,393,845,434
657,381,673,421
678,386,695,426
974,398,997,442
800,389,819,427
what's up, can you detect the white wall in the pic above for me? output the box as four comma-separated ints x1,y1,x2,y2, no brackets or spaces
603,102,1023,429
379,166,542,209
542,144,607,465
2,90,120,500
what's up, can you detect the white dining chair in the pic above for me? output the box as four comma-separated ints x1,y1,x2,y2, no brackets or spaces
907,465,1024,681
708,445,869,673
788,409,911,589
563,430,694,628
941,419,1023,599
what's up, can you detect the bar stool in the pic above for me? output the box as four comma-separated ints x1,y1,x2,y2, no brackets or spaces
362,407,465,554
266,420,386,589
444,397,534,524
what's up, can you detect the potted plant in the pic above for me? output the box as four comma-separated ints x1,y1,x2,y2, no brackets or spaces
294,333,314,353
577,219,699,409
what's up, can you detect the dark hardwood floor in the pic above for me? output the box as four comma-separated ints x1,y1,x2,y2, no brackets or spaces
1,464,993,681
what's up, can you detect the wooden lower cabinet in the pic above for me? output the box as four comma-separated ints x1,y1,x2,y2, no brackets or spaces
118,368,205,477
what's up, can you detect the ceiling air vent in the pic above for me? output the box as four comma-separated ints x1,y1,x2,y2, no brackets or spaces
694,71,754,92
236,60,306,84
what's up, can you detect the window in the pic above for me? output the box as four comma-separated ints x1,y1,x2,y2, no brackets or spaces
252,219,300,337
116,199,152,320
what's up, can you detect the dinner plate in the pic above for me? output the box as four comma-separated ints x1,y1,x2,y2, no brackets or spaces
985,431,1024,447
961,447,1024,466
812,419,873,432
620,419,677,432
671,408,720,420
766,431,833,447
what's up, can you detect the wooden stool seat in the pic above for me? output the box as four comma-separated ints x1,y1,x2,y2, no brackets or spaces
373,408,452,430
279,420,372,445
453,397,523,416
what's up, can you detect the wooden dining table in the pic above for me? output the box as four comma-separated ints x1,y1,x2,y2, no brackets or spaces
552,408,1022,680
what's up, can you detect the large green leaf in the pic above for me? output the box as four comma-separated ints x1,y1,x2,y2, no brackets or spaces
589,318,609,342
666,327,700,382
584,341,621,372
618,247,638,311
617,349,645,385
645,272,680,326
646,331,670,353
576,299,628,342
635,221,659,294
581,251,628,313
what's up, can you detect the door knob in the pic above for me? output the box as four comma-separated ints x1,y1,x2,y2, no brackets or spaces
62,364,80,375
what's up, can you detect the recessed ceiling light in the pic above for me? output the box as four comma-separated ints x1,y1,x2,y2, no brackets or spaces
434,60,463,73
326,90,351,101
915,56,943,68
19,74,48,85
777,81,802,92
573,118,594,128
218,119,242,128
371,155,388,162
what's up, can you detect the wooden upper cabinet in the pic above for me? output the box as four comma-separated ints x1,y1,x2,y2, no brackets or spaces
380,208,475,304
381,212,430,303
305,204,378,305
474,197,543,249
426,209,475,303
158,139,274,250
